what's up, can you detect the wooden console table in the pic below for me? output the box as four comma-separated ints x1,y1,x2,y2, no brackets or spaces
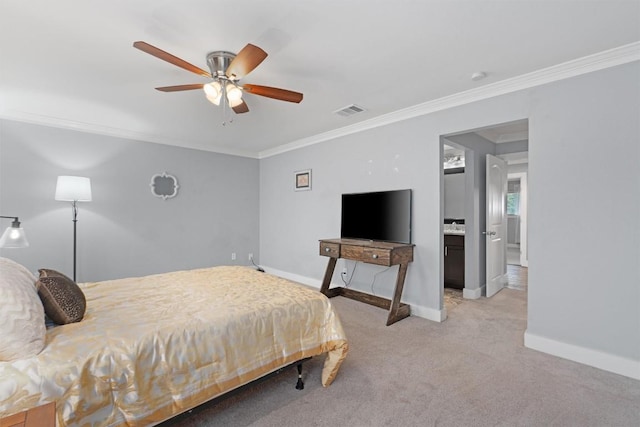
319,238,414,326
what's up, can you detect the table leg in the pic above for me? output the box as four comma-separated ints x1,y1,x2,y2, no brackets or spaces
386,263,410,326
320,257,337,296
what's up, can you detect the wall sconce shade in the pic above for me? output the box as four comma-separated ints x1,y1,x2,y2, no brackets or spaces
55,176,92,202
0,216,29,248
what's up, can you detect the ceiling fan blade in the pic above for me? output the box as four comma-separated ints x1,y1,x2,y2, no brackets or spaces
242,84,303,103
225,44,267,79
232,100,250,114
155,84,205,92
133,41,211,78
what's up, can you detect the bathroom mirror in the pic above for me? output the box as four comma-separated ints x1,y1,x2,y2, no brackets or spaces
150,172,179,200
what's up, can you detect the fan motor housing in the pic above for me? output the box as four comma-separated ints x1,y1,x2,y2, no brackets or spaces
206,51,236,78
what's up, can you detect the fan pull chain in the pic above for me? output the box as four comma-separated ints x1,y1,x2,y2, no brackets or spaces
221,81,234,126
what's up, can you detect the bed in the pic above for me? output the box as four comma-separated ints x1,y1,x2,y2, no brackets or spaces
0,261,348,426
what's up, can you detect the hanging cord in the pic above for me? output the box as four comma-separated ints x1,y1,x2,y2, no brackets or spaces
250,256,265,272
370,266,392,295
340,261,358,288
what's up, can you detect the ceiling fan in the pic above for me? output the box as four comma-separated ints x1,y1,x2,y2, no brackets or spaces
133,41,303,118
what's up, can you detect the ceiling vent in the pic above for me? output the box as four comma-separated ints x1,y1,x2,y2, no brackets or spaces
333,104,366,118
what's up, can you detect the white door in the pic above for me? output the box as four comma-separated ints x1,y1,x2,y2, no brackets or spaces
485,154,508,297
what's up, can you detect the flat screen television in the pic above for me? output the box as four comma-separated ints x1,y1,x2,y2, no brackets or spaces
341,189,412,244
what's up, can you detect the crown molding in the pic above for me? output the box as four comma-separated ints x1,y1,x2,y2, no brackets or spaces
259,41,640,159
0,110,260,159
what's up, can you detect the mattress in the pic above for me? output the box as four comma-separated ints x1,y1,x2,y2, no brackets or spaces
0,266,348,426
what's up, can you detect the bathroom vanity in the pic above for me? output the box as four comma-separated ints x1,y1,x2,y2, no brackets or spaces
444,221,465,289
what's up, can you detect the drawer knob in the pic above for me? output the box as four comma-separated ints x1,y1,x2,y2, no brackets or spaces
372,254,378,259
325,247,331,252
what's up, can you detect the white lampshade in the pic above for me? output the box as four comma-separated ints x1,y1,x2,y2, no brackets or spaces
0,222,29,248
55,176,92,202
204,81,222,105
204,81,221,98
226,84,242,101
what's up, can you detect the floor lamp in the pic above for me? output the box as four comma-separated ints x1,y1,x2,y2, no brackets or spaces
55,176,92,281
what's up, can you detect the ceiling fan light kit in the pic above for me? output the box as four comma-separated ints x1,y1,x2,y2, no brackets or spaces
133,41,303,125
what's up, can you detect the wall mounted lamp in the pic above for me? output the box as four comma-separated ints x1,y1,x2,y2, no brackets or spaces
55,176,92,281
0,216,29,248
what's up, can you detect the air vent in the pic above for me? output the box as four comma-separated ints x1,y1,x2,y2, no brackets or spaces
333,104,366,117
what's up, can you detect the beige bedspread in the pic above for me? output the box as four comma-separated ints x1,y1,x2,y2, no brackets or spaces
0,266,348,426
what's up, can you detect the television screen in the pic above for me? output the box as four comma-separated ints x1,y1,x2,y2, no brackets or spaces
341,189,412,244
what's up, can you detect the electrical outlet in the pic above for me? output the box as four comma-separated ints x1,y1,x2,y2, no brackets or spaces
231,252,236,261
248,253,253,261
341,267,348,275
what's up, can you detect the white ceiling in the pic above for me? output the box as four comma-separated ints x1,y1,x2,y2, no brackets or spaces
1,1,638,158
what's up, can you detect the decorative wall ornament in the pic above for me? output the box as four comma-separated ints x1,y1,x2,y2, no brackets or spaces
294,169,311,191
150,172,179,200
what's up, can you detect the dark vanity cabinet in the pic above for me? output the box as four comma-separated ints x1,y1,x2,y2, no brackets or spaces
444,234,465,289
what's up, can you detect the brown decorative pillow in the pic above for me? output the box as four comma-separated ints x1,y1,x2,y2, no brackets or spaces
36,270,86,325
38,268,70,278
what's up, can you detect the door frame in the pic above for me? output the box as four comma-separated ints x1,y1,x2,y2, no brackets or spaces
440,119,529,316
507,171,528,267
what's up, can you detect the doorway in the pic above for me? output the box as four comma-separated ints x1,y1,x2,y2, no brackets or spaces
440,119,529,316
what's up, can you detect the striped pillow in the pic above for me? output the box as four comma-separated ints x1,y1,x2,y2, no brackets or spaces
0,257,46,361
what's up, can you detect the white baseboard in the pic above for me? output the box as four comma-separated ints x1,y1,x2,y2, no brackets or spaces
463,286,484,299
410,304,446,322
262,266,323,289
524,331,640,380
263,265,445,322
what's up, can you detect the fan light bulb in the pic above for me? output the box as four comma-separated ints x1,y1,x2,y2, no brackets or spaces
204,81,222,105
226,84,243,102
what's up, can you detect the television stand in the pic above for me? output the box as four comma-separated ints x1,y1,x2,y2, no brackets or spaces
319,238,414,326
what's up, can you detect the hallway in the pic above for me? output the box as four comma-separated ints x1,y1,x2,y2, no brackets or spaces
507,264,527,290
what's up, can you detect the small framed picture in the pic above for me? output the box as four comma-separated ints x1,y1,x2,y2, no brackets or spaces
295,169,312,191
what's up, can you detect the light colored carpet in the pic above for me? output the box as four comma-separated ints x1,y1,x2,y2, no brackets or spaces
162,286,640,427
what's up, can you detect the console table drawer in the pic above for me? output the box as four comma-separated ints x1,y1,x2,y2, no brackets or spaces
320,242,340,257
340,244,363,260
363,248,391,265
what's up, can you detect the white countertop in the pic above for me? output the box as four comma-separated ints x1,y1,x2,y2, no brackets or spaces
444,224,465,235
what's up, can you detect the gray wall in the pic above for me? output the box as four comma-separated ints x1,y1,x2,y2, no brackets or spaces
508,163,528,175
259,61,640,367
0,120,259,281
496,139,528,155
527,63,639,361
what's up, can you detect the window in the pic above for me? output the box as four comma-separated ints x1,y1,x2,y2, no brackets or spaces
507,180,520,215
